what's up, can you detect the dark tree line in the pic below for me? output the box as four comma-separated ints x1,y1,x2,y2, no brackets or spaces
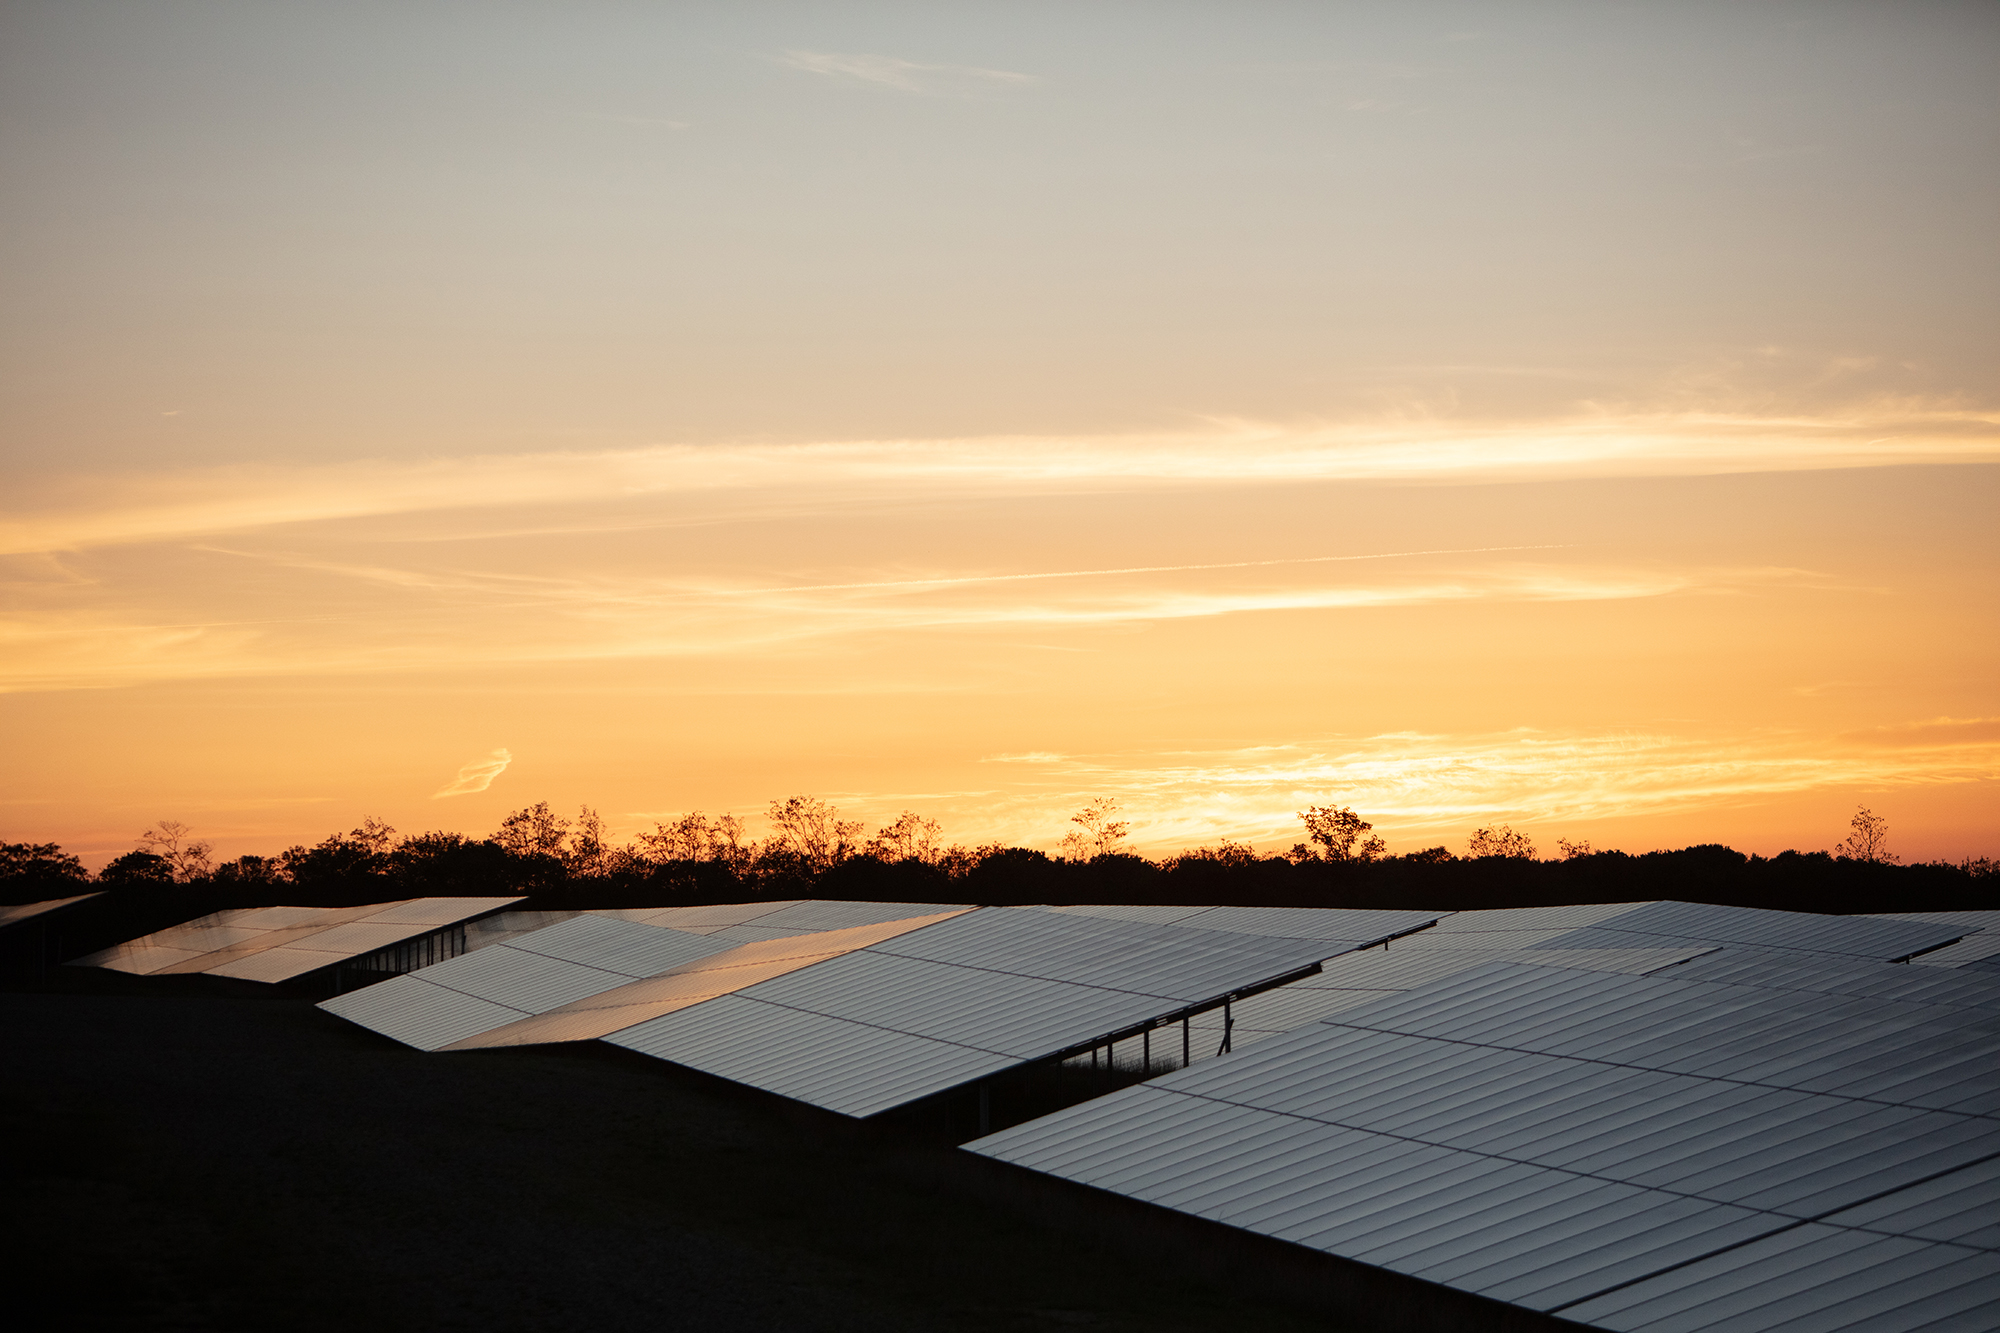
3,798,1993,917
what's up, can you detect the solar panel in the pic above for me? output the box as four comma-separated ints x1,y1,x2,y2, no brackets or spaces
76,897,524,981
970,958,2000,1331
461,909,583,951
1557,1224,2000,1332
1042,904,1219,927
737,900,970,932
74,904,397,974
1426,903,1658,933
1536,901,1967,962
316,977,528,1052
612,992,1007,1116
440,911,971,1051
319,914,745,1050
1145,906,1725,1057
0,893,102,929
1187,945,1711,1052
206,898,523,982
1042,904,1443,945
1868,911,2000,932
1907,933,2000,971
593,901,809,933
605,907,1350,1118
1672,950,2000,1014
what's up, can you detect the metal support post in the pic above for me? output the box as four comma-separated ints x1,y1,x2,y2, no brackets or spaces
1183,1015,1191,1067
1142,1025,1151,1074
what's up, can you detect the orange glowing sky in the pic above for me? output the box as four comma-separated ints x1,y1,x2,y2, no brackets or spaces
3,3,1996,866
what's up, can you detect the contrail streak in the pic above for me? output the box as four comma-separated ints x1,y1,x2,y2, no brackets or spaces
729,544,1572,596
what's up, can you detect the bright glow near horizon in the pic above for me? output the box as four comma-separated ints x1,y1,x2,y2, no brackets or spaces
2,3,1995,866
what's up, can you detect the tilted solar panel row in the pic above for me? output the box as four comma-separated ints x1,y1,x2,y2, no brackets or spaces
70,896,523,982
971,958,2000,1333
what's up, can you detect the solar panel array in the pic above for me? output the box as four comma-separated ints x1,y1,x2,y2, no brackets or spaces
72,896,522,982
598,898,971,942
1039,903,1443,944
1162,900,1974,1061
460,908,586,951
607,905,1370,1117
1671,951,2000,1016
321,905,976,1051
1181,943,1715,1054
972,943,2000,1333
1869,912,2000,973
1531,900,1966,963
1153,902,1703,1057
242,895,2000,1326
316,900,1429,1117
0,892,103,930
320,912,752,1049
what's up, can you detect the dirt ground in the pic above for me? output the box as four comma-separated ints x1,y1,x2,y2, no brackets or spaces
3,970,1346,1333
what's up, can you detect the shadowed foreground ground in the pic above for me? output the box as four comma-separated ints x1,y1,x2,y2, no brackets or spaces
4,972,1344,1333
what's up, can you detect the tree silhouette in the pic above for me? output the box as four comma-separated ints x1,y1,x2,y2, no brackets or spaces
210,854,285,889
138,820,214,882
1297,804,1387,862
1836,806,1898,864
18,780,1991,913
350,817,397,855
866,811,944,865
390,832,517,894
0,841,90,896
1059,798,1130,861
98,849,175,886
765,796,864,872
639,812,753,871
1468,824,1537,859
566,806,609,877
638,813,719,862
494,802,570,859
278,820,398,888
1167,839,1259,869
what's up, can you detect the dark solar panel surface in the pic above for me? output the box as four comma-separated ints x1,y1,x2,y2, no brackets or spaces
608,907,1347,1117
1537,902,1966,963
971,959,2000,1331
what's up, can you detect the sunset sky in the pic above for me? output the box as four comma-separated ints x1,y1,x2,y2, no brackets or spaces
3,2,1995,867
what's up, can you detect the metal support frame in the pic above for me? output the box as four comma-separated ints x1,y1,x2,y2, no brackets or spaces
348,922,473,979
1042,957,1321,1075
925,957,1331,1135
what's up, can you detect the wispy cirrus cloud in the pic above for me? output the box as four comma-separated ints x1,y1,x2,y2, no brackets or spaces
0,544,1727,693
4,407,1993,556
722,544,1568,595
1842,717,2000,749
433,748,512,798
777,49,1037,94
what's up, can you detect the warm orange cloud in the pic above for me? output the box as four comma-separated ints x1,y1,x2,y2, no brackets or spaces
3,447,1993,866
433,749,513,799
5,406,1992,557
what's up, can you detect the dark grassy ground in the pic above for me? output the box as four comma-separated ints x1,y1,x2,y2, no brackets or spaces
3,969,1355,1333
